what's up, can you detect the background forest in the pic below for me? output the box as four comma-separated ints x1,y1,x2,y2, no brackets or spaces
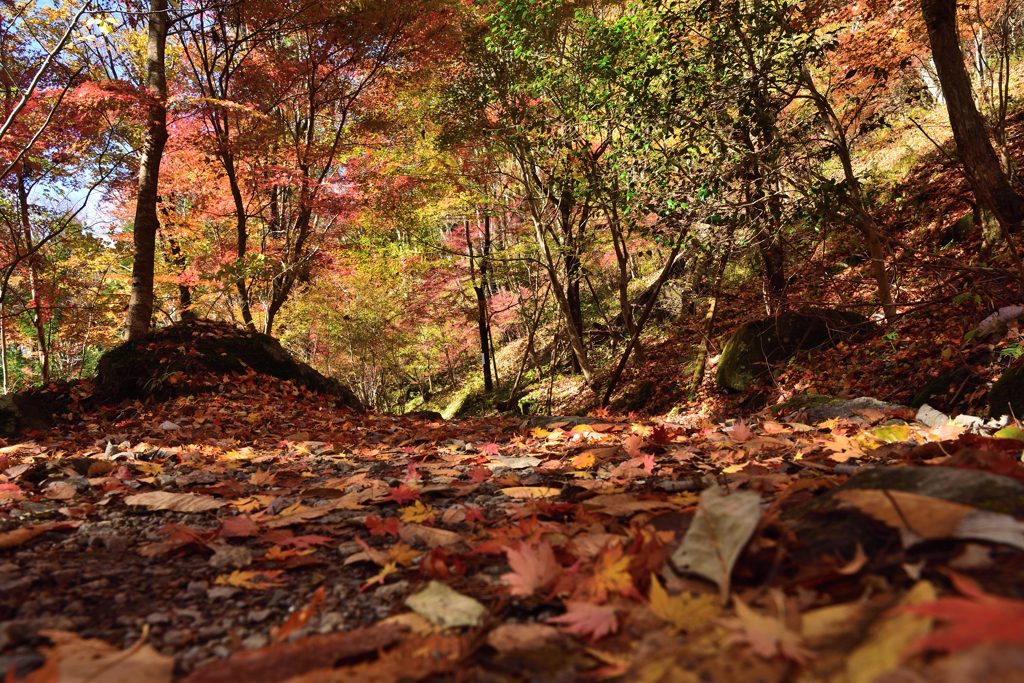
2,0,1023,418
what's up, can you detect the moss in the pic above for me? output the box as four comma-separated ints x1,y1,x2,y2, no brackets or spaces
989,358,1024,419
771,393,840,414
96,319,362,411
716,310,870,392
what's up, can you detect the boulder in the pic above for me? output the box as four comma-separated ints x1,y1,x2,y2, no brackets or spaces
96,319,363,412
716,310,869,392
0,392,54,438
988,357,1024,419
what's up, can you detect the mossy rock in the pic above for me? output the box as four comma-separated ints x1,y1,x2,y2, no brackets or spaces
989,357,1024,418
627,380,656,413
770,393,840,414
716,310,870,392
96,319,362,412
911,366,970,409
0,392,55,438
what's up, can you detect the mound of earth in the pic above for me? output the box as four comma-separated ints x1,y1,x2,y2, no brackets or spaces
96,319,363,412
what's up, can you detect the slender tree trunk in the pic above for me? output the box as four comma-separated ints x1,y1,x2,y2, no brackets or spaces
691,234,733,391
466,220,492,392
920,0,1024,236
124,0,169,341
16,169,48,383
1,303,7,394
222,155,255,330
167,237,195,321
601,229,688,408
802,67,898,319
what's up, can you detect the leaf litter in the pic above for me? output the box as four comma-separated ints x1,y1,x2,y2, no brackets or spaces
1,358,1024,681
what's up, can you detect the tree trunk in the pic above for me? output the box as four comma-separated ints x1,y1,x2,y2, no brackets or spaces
167,237,195,321
16,169,48,383
920,0,1024,235
466,220,492,392
222,155,255,330
691,228,734,391
124,0,169,341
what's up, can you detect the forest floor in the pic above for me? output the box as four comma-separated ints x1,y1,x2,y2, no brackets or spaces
2,326,1024,682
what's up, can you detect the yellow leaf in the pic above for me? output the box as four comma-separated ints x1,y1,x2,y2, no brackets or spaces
214,570,286,590
499,486,560,499
363,561,399,589
844,581,936,683
400,500,435,523
572,452,596,469
389,542,422,566
648,574,719,631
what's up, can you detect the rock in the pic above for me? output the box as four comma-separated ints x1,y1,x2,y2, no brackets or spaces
716,310,869,392
799,396,908,422
916,404,949,428
911,367,966,409
96,319,363,412
627,380,656,413
405,410,443,421
241,633,270,650
521,415,603,429
209,545,253,570
0,392,54,438
207,586,240,600
988,357,1024,419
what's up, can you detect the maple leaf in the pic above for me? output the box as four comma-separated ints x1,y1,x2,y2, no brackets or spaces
548,601,618,641
591,543,637,601
249,468,276,486
501,541,562,597
478,442,501,456
277,534,333,548
402,461,421,483
901,572,1024,655
641,452,656,473
386,484,421,504
648,575,720,632
650,424,675,445
214,569,286,590
366,515,400,537
727,418,754,442
721,597,814,664
400,500,435,524
467,465,492,483
622,435,645,458
220,514,260,538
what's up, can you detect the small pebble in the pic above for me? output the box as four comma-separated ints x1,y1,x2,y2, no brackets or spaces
241,633,269,650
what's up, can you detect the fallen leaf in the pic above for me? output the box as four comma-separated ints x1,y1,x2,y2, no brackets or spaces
843,580,936,683
727,419,753,442
499,486,560,499
502,541,562,597
487,623,562,652
124,491,226,512
27,629,173,683
548,601,618,641
214,570,286,590
721,597,813,664
901,572,1024,655
669,483,761,600
647,574,719,632
404,580,487,629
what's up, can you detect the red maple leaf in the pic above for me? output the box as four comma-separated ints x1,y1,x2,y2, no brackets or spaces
467,465,492,483
901,572,1024,655
366,515,400,537
220,515,260,538
478,442,501,456
386,484,420,504
548,601,618,641
501,541,562,597
651,424,674,445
